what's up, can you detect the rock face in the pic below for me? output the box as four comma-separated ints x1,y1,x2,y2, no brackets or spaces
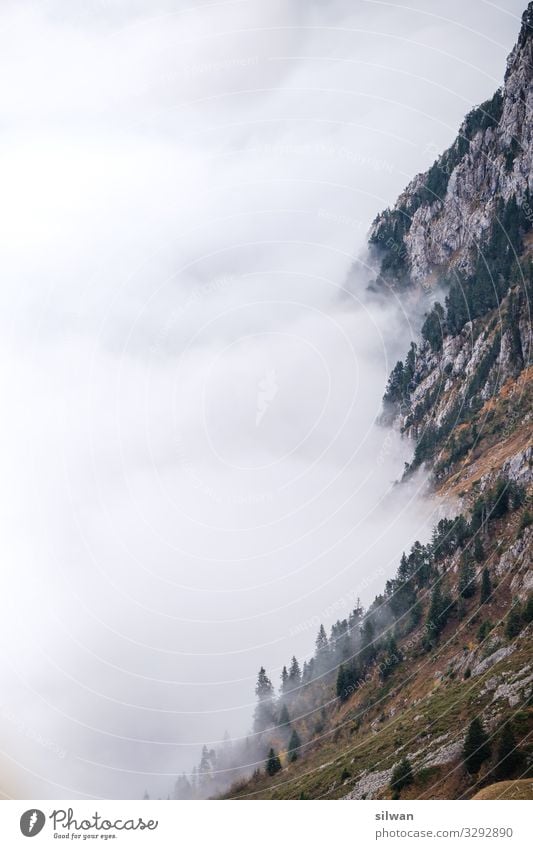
369,3,533,287
343,767,392,800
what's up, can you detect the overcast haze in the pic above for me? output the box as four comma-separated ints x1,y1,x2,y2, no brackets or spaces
0,0,526,798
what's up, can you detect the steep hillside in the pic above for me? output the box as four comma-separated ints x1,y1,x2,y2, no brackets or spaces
173,5,533,803
219,504,532,800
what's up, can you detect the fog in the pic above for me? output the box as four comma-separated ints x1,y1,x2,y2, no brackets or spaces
0,0,525,798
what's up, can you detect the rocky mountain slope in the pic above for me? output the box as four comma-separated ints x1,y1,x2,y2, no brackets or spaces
171,5,533,802
369,3,533,289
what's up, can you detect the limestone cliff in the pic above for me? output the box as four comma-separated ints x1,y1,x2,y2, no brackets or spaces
369,3,533,288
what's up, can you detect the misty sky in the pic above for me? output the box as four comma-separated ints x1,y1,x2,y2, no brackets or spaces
0,0,526,799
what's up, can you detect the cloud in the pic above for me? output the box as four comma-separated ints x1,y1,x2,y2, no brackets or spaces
0,0,525,798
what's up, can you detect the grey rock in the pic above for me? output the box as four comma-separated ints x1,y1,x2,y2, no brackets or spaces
471,645,515,677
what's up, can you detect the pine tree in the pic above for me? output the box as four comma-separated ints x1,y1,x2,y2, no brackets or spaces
255,666,274,699
494,723,523,780
336,662,359,702
302,657,315,683
315,624,328,655
463,718,491,774
315,624,330,672
199,744,210,770
278,703,290,729
254,667,275,732
265,748,282,776
390,757,414,798
280,665,289,692
421,301,445,352
198,745,215,787
424,582,450,647
474,535,485,563
380,634,401,679
348,600,364,631
522,593,533,624
338,632,352,662
490,478,509,519
288,655,301,688
505,604,522,639
336,664,346,700
287,729,302,763
360,617,376,666
383,360,405,407
470,497,488,536
398,552,410,581
459,557,476,599
480,568,491,604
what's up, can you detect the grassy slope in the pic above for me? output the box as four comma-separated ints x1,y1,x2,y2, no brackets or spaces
226,597,532,799
472,779,533,800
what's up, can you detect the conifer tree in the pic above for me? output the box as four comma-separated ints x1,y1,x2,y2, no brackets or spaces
336,664,346,700
424,582,450,647
480,568,491,604
315,624,328,655
315,624,330,673
278,703,290,729
255,666,274,699
470,497,488,536
474,535,485,563
348,600,364,631
398,552,409,581
265,748,282,776
494,723,523,780
490,478,509,519
336,662,359,702
280,665,289,692
463,717,491,774
522,593,533,624
254,667,275,731
390,757,414,798
505,604,522,639
288,655,301,687
380,634,401,679
287,729,302,763
360,617,376,666
459,557,476,599
302,657,315,683
421,302,445,352
198,745,216,787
